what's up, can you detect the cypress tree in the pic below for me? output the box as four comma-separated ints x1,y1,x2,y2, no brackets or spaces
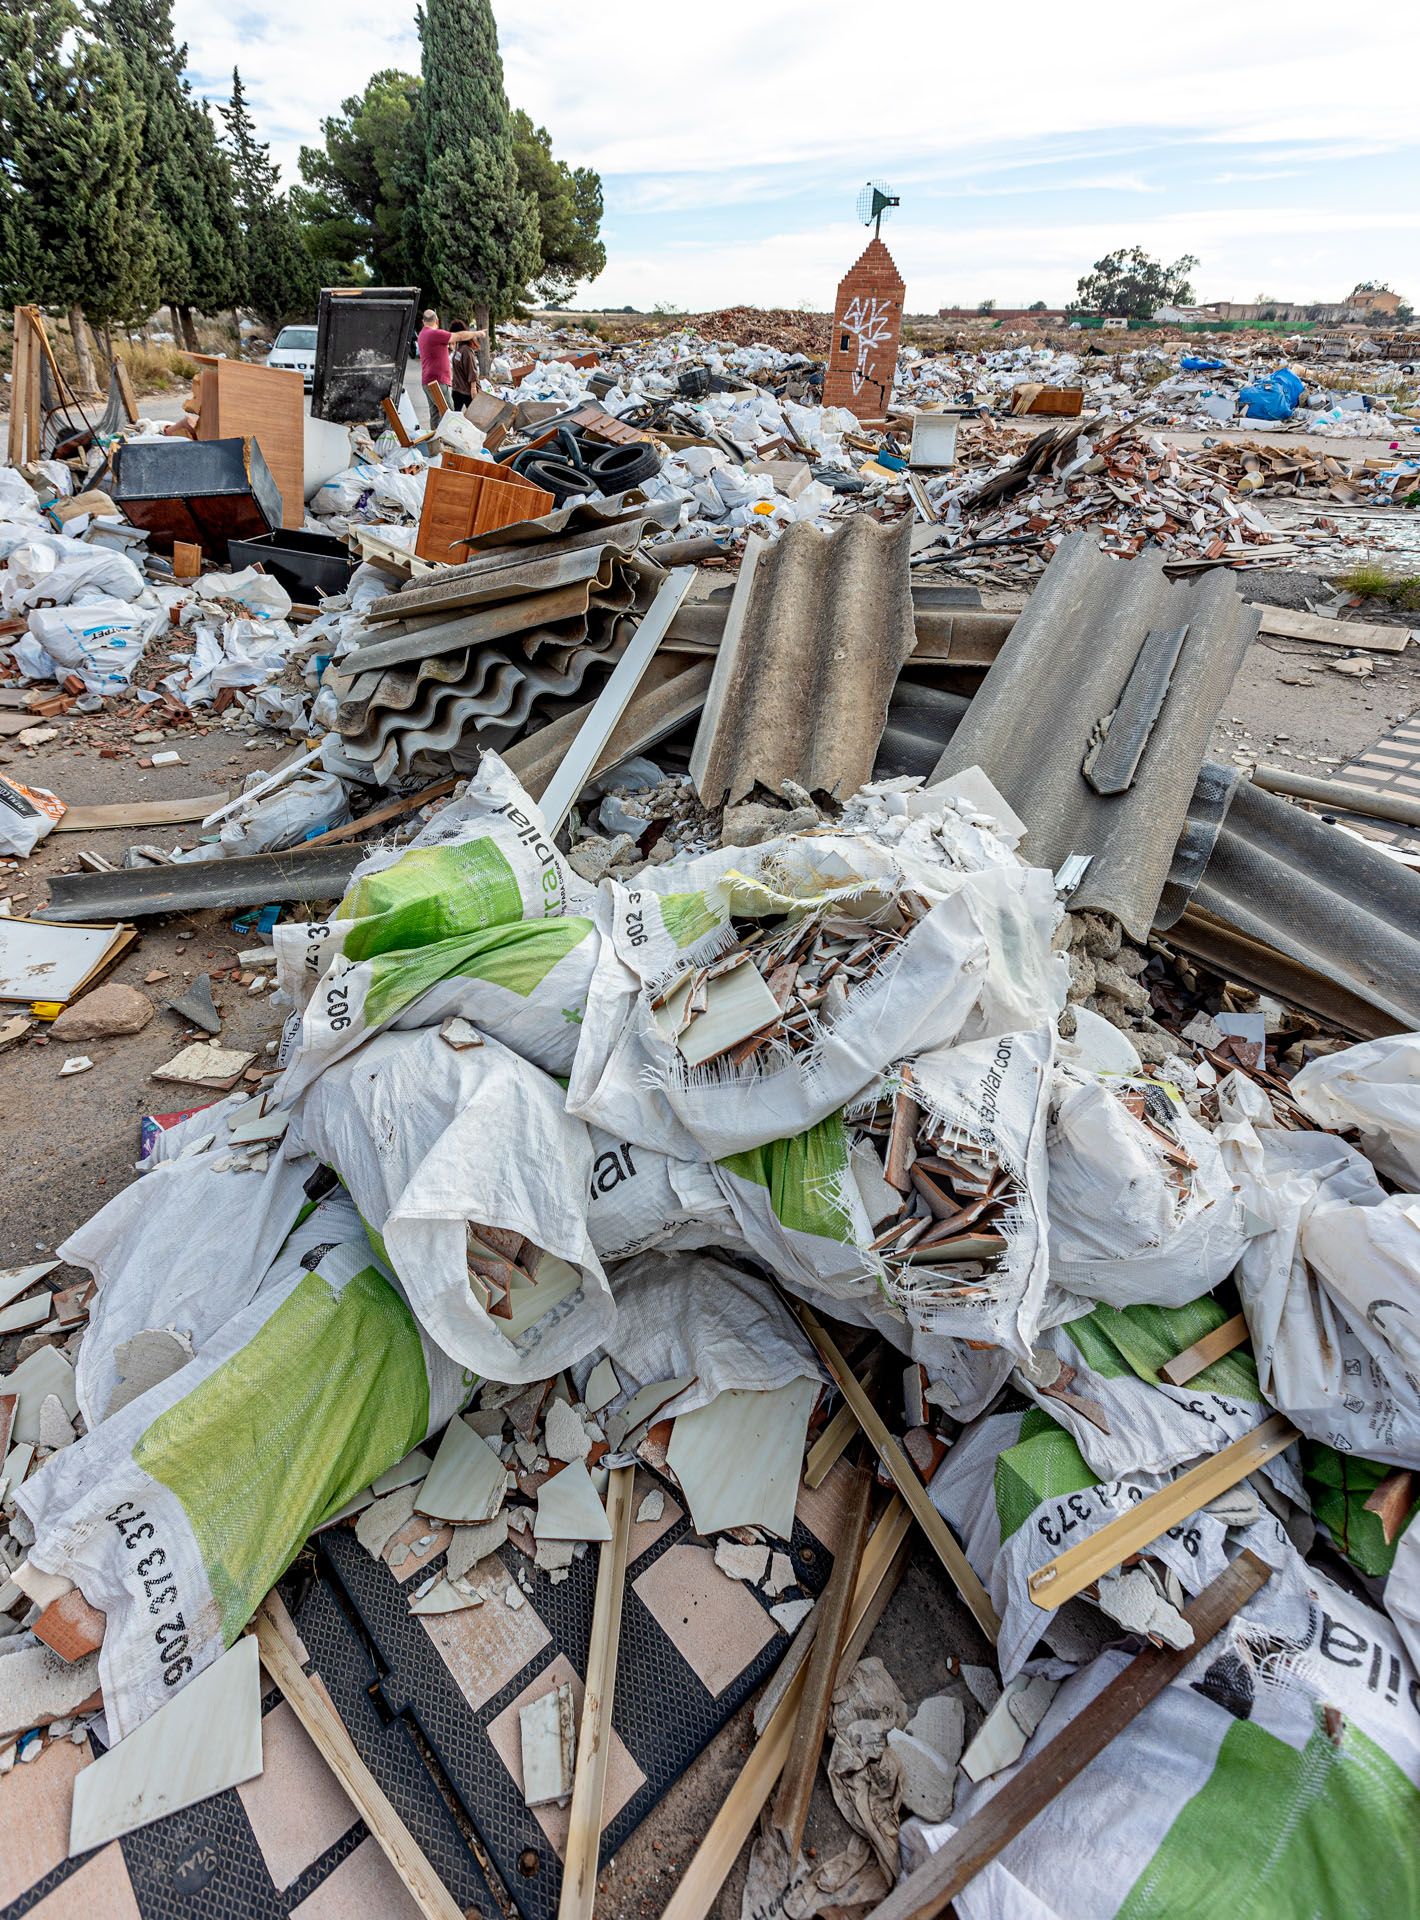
418,0,538,353
0,0,157,385
220,67,317,326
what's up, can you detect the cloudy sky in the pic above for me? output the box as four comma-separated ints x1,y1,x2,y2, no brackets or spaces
178,0,1420,312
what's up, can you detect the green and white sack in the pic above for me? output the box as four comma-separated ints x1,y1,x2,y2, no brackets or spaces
907,1560,1420,1919
928,1405,1293,1679
1045,1068,1246,1309
276,753,591,1093
18,1190,473,1737
584,1124,742,1266
1021,1296,1306,1503
291,1024,611,1380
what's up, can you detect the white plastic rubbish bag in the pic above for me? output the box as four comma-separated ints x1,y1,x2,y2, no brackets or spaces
22,598,163,694
18,1188,473,1738
290,1024,613,1381
216,772,350,857
1,534,145,613
1216,1072,1420,1466
1292,1033,1420,1189
0,774,65,856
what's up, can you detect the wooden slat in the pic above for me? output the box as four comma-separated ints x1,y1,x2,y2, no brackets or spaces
1027,1414,1297,1609
381,395,414,447
113,355,138,424
54,794,229,832
796,1307,1000,1644
865,1552,1274,1920
414,465,553,562
309,778,460,847
558,1464,635,1920
1256,606,1410,653
251,1598,463,1920
1158,1311,1251,1387
661,1499,912,1920
771,1463,872,1854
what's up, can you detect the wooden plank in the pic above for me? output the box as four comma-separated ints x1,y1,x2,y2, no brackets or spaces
414,465,552,563
173,540,203,581
771,1463,872,1854
112,355,138,424
54,794,228,833
865,1552,1274,1920
1158,1311,1250,1387
558,1464,635,1920
796,1307,1001,1644
8,310,33,466
805,1350,883,1490
1027,1413,1298,1609
1257,606,1409,653
251,1598,463,1920
309,778,460,847
661,1499,912,1920
381,395,414,448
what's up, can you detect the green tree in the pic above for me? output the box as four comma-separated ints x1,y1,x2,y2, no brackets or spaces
510,110,604,304
219,67,317,325
1071,246,1198,320
0,0,158,385
293,69,429,288
418,0,539,352
99,0,242,345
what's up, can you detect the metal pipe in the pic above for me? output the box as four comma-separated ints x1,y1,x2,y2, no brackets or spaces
1252,764,1420,830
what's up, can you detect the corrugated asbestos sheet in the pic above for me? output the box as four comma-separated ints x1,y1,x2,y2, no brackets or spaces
1158,763,1420,1037
690,514,916,805
931,532,1259,940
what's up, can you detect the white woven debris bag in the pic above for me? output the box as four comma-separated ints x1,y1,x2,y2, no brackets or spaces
0,533,145,612
275,753,592,1094
20,597,164,694
18,1190,472,1737
1216,1073,1420,1466
1045,1067,1246,1309
903,1559,1420,1918
875,1025,1055,1366
0,773,65,857
291,1024,612,1381
570,1249,822,1422
566,782,1059,1164
60,1113,315,1428
583,1126,742,1266
1015,1296,1306,1503
927,1405,1293,1680
1292,1032,1420,1190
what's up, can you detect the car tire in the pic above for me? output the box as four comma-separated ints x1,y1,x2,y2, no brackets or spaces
584,442,662,492
516,455,592,503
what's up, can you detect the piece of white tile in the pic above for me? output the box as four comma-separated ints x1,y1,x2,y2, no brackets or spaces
534,1460,611,1542
605,1375,695,1451
667,1378,817,1540
372,1448,433,1497
714,1541,769,1584
409,1577,483,1616
0,1348,77,1447
636,1489,664,1525
770,1598,813,1635
0,1263,59,1315
69,1638,262,1855
415,1420,506,1526
0,1295,51,1337
354,1485,416,1561
583,1357,619,1414
657,962,780,1069
447,1512,509,1582
519,1682,575,1807
543,1399,590,1465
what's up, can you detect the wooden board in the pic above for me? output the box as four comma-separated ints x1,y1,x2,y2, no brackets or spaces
1027,1413,1297,1608
558,1463,635,1920
1158,1311,1250,1386
54,794,228,832
866,1552,1274,1920
414,464,554,562
1257,606,1410,653
197,359,306,531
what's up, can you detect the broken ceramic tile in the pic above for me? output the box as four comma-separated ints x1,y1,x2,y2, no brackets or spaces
770,1598,813,1635
714,1540,769,1585
887,1727,957,1822
354,1484,417,1561
535,1459,611,1542
636,1488,664,1525
35,1394,74,1451
666,1378,817,1540
0,1346,78,1446
583,1356,619,1415
446,1511,509,1582
372,1447,433,1497
415,1418,506,1526
765,1552,796,1598
105,1328,192,1418
409,1576,483,1616
605,1375,695,1452
960,1673,1059,1783
520,1681,576,1807
69,1637,261,1854
543,1396,591,1465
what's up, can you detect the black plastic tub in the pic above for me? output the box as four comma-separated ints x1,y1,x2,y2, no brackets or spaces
226,528,355,601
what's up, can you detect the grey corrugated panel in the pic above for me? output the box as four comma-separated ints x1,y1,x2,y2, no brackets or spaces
456,493,677,553
351,568,620,668
690,514,917,806
40,846,361,922
931,532,1260,940
1157,764,1420,1036
365,540,642,624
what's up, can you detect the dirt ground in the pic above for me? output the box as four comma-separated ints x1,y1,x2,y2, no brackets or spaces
1,525,1416,1911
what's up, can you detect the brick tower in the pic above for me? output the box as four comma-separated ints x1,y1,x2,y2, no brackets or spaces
822,238,906,419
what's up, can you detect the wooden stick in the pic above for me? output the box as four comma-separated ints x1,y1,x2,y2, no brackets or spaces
1027,1414,1297,1609
805,1350,883,1490
381,394,414,447
55,794,228,832
1364,1468,1415,1545
113,355,138,424
866,1552,1274,1920
429,381,451,419
1158,1311,1251,1387
558,1463,635,1920
796,1307,1000,1644
308,777,460,848
251,1598,463,1920
662,1499,912,1920
771,1463,872,1854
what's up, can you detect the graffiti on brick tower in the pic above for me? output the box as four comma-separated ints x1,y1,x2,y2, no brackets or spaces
823,238,905,419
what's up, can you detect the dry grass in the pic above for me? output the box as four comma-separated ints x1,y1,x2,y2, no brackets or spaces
115,340,199,393
1340,563,1420,611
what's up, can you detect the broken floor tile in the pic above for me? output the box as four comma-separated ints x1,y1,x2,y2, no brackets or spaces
714,1539,770,1585
519,1680,576,1807
543,1397,591,1465
415,1418,505,1526
354,1484,417,1562
535,1460,611,1542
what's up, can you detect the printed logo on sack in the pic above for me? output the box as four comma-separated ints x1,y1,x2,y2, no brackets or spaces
492,800,569,916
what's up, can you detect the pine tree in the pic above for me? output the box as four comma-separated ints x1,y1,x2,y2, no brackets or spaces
220,67,317,325
0,0,158,384
510,111,604,305
98,0,240,343
417,0,538,350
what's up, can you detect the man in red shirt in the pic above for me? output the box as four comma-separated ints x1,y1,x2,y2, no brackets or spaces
416,310,485,421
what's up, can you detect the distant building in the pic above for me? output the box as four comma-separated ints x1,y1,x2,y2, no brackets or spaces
1350,286,1401,316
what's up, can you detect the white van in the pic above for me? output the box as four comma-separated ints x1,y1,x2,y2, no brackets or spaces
265,324,317,386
